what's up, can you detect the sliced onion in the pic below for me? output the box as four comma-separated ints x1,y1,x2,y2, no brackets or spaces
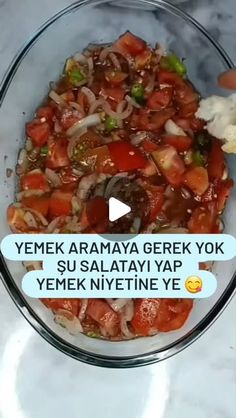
46,217,62,233
25,139,33,152
109,52,121,70
222,167,228,180
181,187,191,199
16,148,28,175
81,86,96,105
28,146,40,161
69,101,85,114
23,208,48,226
99,46,116,61
130,131,148,146
165,119,187,136
125,94,141,109
106,299,129,312
145,74,155,95
54,311,83,335
87,57,94,74
49,90,65,105
131,217,141,233
54,120,62,133
67,127,88,158
45,168,62,187
103,100,133,120
71,196,81,215
73,53,88,64
89,99,105,115
123,300,134,322
23,211,38,228
16,189,45,201
78,299,88,321
66,114,100,137
77,173,98,200
120,317,134,339
104,173,128,199
23,260,42,271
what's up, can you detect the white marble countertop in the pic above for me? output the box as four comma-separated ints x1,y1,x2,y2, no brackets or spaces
0,1,236,418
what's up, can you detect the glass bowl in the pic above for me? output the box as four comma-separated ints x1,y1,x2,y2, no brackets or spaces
0,0,235,368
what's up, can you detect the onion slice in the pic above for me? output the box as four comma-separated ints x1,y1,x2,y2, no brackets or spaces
81,87,96,105
66,114,101,137
165,119,187,136
49,90,65,105
103,100,133,120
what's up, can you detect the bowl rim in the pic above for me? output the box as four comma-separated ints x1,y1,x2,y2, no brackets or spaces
0,0,235,368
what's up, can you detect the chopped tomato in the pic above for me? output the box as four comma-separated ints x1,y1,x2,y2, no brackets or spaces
60,90,75,103
162,134,193,152
145,184,164,222
155,299,193,332
58,107,83,130
7,205,43,233
135,48,152,69
140,159,158,176
105,70,128,85
108,141,147,171
131,299,161,336
158,69,183,86
131,298,193,336
178,100,199,117
184,167,209,195
26,119,51,147
47,137,70,169
142,139,158,153
115,31,146,57
188,204,217,233
174,81,198,105
190,117,205,133
41,299,80,316
208,140,225,180
172,117,191,132
59,166,81,184
21,170,49,191
137,108,176,131
49,191,72,218
152,145,185,187
36,106,55,121
147,88,173,110
87,299,120,336
217,179,234,211
21,195,50,217
85,196,109,229
77,91,89,111
85,145,118,175
101,86,125,103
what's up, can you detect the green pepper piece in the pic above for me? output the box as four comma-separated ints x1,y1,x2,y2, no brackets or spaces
105,116,118,132
40,146,48,156
192,150,204,166
131,83,145,103
87,331,99,338
69,69,85,86
167,53,187,76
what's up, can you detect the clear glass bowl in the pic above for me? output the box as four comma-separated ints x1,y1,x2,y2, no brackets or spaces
0,0,235,368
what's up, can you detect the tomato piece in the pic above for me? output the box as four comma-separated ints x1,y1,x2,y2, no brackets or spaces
155,299,193,332
142,139,158,153
108,141,147,171
46,137,70,169
147,88,173,110
21,170,49,191
158,69,183,86
21,195,50,217
58,107,83,130
26,119,51,147
87,299,120,336
77,91,89,112
85,145,118,175
105,70,128,86
137,108,176,131
162,134,193,152
178,100,198,117
174,81,198,106
85,196,109,229
141,159,158,177
7,205,44,233
145,184,164,222
101,86,125,103
188,204,217,233
59,166,80,184
115,31,146,57
172,117,191,132
184,167,209,195
135,48,152,69
208,140,226,180
36,106,55,121
190,117,205,133
217,179,234,211
49,191,72,218
41,299,80,316
152,145,185,187
131,299,161,336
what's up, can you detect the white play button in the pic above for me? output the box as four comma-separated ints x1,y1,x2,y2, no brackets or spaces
108,197,131,222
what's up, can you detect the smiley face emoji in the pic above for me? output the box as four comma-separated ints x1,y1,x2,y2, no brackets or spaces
185,276,203,294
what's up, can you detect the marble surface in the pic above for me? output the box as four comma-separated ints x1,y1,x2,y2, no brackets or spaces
0,1,236,418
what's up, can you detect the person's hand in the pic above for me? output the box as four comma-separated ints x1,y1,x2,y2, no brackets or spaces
218,68,236,89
